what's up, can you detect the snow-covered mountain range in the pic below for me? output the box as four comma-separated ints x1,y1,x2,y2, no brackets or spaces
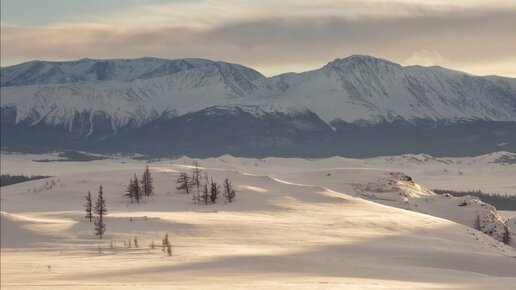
1,55,515,157
2,55,516,128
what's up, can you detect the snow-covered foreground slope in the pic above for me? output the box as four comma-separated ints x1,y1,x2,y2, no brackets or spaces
1,154,515,289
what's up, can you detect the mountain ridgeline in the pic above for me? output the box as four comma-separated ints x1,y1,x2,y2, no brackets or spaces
1,55,515,157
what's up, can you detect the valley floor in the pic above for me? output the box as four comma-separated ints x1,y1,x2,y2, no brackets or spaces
1,153,515,289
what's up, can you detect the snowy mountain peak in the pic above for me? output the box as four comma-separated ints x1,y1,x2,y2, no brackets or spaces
326,54,401,69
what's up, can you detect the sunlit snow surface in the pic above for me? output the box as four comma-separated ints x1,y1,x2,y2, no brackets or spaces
1,151,515,289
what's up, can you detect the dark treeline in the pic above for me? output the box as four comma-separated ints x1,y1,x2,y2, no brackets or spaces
1,174,50,187
434,189,516,211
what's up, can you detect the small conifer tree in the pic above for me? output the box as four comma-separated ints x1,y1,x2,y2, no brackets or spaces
210,177,220,204
84,191,93,222
223,178,236,203
132,174,142,204
94,185,107,239
142,165,154,196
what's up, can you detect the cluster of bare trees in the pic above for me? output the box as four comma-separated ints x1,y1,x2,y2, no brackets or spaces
125,165,154,204
176,162,236,204
119,237,143,249
84,185,108,239
98,233,173,257
23,178,60,193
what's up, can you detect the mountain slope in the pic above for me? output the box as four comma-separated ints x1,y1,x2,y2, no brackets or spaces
1,58,265,131
2,55,516,129
266,56,516,123
1,55,515,156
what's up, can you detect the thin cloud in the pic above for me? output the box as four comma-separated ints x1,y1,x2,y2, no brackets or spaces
1,0,515,77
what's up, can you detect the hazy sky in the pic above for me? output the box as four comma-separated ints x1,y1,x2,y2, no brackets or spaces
1,0,516,77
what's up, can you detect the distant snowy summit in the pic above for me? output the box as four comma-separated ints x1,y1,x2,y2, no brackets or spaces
1,55,515,157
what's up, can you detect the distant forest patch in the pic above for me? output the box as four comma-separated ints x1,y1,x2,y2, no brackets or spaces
433,189,516,211
1,174,50,187
33,151,108,162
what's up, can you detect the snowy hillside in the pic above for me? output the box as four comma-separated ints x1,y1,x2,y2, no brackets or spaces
266,56,516,123
1,58,265,129
1,153,514,289
2,55,516,130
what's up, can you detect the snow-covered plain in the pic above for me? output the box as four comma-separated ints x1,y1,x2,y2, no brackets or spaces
1,152,515,289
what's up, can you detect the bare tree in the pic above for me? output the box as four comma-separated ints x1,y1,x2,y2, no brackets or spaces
94,185,107,239
201,189,209,204
176,173,192,194
162,234,172,256
191,162,202,203
201,174,210,205
192,190,199,204
223,178,236,203
198,175,210,204
142,165,154,196
84,191,93,222
191,161,202,190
